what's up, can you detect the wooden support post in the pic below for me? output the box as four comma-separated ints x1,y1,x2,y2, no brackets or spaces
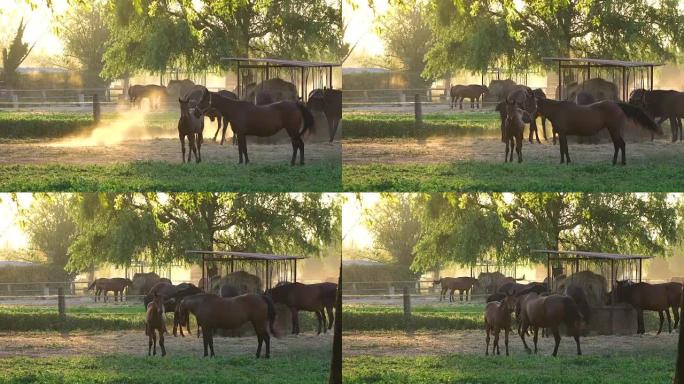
57,288,66,321
403,287,412,335
92,94,101,124
414,94,423,131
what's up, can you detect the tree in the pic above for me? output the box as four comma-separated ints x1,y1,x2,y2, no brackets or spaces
54,1,111,88
376,0,434,87
18,194,78,280
423,0,684,78
364,194,422,276
1,19,35,87
102,0,343,79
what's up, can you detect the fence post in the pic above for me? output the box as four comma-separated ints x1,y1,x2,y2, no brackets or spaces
403,287,412,335
57,288,66,321
414,94,423,131
93,94,101,124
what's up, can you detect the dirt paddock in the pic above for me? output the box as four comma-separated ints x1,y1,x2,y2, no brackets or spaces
0,329,332,359
343,330,678,357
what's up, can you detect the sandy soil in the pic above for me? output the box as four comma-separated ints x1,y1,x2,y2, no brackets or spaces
343,329,678,357
342,136,684,165
0,138,340,166
0,329,332,358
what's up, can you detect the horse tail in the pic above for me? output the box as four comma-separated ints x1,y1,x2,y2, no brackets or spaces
261,294,278,337
296,102,315,136
617,102,661,134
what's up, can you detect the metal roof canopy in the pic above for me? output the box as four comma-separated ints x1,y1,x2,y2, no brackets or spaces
186,250,305,291
532,249,652,291
542,57,663,101
221,57,341,102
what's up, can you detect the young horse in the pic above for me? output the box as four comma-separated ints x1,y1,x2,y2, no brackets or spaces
433,277,478,302
507,87,540,143
484,295,515,356
266,282,337,334
502,101,527,163
177,98,204,163
535,97,661,165
611,280,682,334
199,90,315,165
145,293,167,357
517,292,584,356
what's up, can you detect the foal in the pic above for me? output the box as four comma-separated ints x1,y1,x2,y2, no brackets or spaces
502,101,528,163
484,295,515,356
145,293,167,357
177,98,204,163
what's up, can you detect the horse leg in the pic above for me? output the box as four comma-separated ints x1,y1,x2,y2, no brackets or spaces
315,310,323,335
326,305,334,330
493,329,500,355
670,117,678,142
240,135,249,164
459,290,463,302
148,332,153,356
298,137,305,165
509,137,514,162
516,133,523,163
504,327,509,356
196,132,203,163
673,304,680,328
657,310,664,335
320,309,328,333
637,309,645,334
485,326,490,355
562,135,571,164
574,332,582,355
666,308,672,333
221,119,229,146
179,134,186,163
550,327,561,357
264,329,271,358
291,139,298,166
152,329,157,356
256,332,263,358
504,136,510,163
542,116,548,141
202,328,210,357
459,97,463,110
519,322,531,353
533,327,539,354
449,289,455,302
159,329,166,357
213,119,221,142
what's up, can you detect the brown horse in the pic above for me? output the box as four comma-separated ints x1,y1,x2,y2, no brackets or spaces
129,84,167,110
145,293,167,356
611,280,682,334
144,282,203,313
433,277,478,302
451,84,488,109
178,98,204,163
484,295,515,356
517,292,584,356
176,293,277,358
266,282,337,334
199,90,315,165
308,88,342,142
173,293,217,338
208,90,238,145
536,98,661,165
501,101,528,163
629,89,684,142
88,278,132,302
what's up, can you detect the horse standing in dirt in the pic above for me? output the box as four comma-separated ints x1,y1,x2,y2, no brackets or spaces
88,278,132,302
484,295,515,356
199,90,315,165
611,280,682,334
501,101,528,163
208,90,238,145
450,84,488,109
266,282,337,334
629,89,684,141
517,292,584,356
308,88,343,142
129,84,168,110
173,293,217,338
433,277,478,302
177,98,204,163
535,97,661,165
145,293,167,357
507,87,541,143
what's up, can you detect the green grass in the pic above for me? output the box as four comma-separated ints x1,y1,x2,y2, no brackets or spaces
343,352,675,383
0,161,341,192
0,111,94,139
343,111,500,138
0,353,330,384
342,160,684,192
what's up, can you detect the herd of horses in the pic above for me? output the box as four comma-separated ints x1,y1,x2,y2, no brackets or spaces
89,273,337,358
449,79,684,165
433,274,682,356
127,78,342,165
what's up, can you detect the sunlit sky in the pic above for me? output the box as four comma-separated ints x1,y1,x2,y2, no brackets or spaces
0,194,33,250
343,0,388,60
0,0,69,59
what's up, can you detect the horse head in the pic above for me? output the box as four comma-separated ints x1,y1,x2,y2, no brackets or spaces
432,279,441,285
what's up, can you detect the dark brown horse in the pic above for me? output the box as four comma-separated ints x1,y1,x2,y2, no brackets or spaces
450,84,488,109
536,98,661,165
532,88,549,141
484,295,515,356
144,282,203,313
507,86,541,143
178,98,204,163
208,90,238,145
173,293,217,338
517,292,584,356
176,293,277,358
145,293,167,356
88,278,132,302
611,280,682,334
308,88,342,142
501,101,527,163
199,90,315,165
266,282,337,334
629,89,684,142
433,277,478,302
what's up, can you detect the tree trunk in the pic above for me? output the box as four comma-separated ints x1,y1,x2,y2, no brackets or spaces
675,284,684,383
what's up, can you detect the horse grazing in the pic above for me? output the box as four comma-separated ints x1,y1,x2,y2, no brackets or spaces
451,84,488,109
433,277,478,302
177,98,204,163
484,295,515,356
177,293,277,358
611,280,682,334
145,293,167,357
266,282,337,334
308,88,343,142
199,90,315,165
87,278,132,302
501,101,527,163
207,90,238,145
535,97,661,165
517,292,584,356
629,89,684,142
564,283,592,325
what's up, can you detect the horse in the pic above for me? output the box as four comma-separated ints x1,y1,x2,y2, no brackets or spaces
129,84,167,110
611,280,682,334
433,277,478,302
308,88,342,142
176,293,277,358
143,282,204,313
498,281,548,296
532,88,549,141
167,79,196,99
198,90,315,165
517,292,584,356
266,282,337,334
87,278,107,302
629,89,684,142
484,295,515,356
88,278,132,302
449,85,465,109
173,293,217,338
502,101,527,163
131,273,170,297
564,283,591,325
535,97,661,165
208,90,238,145
177,98,204,163
506,86,541,143
145,293,167,356
451,84,488,109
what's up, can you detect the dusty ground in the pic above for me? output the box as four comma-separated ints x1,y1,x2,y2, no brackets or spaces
0,329,332,358
343,329,678,357
342,136,684,165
